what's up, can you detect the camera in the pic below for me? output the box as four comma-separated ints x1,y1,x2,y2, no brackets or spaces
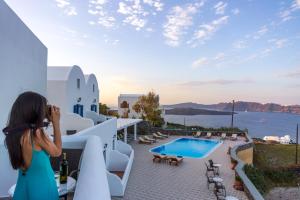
46,105,52,120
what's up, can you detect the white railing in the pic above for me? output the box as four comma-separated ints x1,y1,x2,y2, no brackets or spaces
116,140,133,157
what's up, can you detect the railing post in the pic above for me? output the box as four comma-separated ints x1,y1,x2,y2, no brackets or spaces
134,124,137,141
124,128,127,143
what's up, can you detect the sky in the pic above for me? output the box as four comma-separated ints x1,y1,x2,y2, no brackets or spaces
4,0,300,106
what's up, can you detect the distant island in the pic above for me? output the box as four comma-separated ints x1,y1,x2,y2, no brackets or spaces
165,107,234,115
164,101,300,115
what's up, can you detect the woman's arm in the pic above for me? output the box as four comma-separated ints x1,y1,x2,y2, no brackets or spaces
36,106,62,157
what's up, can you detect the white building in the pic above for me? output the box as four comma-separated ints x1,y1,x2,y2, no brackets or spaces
0,1,47,197
84,74,107,124
263,135,291,144
0,1,47,196
0,1,139,199
84,74,99,113
47,66,87,116
118,94,143,118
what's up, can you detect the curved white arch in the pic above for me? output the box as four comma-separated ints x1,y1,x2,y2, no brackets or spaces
84,74,99,114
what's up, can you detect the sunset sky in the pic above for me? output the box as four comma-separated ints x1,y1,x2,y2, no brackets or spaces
5,0,300,106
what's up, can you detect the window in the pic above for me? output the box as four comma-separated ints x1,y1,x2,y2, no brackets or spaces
93,84,95,92
77,78,80,89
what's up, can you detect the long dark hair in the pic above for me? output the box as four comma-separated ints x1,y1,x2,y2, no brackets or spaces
3,91,48,169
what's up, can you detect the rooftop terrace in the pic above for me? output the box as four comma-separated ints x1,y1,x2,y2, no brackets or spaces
113,136,248,200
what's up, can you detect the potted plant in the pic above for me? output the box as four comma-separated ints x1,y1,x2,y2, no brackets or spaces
230,158,237,170
234,175,244,191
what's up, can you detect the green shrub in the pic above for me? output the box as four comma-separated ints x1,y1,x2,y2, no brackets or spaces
244,164,269,195
263,169,297,186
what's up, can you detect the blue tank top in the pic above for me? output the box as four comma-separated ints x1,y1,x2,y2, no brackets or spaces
13,134,59,200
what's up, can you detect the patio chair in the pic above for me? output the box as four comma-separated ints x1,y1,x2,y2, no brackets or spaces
152,154,168,163
153,133,165,139
157,132,168,138
205,171,215,189
205,162,218,177
138,137,152,144
205,132,212,139
144,136,156,143
214,182,226,200
193,131,201,138
209,159,220,175
168,156,183,166
221,133,227,140
230,134,237,141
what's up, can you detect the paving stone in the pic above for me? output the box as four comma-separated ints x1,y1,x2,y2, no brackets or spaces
112,136,248,200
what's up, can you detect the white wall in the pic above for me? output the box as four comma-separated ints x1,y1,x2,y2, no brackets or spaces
85,111,107,125
47,66,86,114
84,74,99,114
61,135,111,200
118,95,142,118
46,80,67,112
66,66,86,114
0,1,47,197
76,118,117,165
73,136,111,200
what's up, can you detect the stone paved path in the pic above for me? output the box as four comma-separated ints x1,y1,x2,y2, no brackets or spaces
113,136,248,200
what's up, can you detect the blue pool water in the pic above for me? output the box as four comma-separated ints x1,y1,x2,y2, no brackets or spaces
150,138,221,159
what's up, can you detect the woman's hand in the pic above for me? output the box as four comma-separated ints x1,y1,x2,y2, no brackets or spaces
50,105,60,127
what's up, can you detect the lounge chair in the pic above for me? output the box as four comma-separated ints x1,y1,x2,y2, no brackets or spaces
230,134,237,141
157,132,168,138
144,136,156,143
205,132,212,139
152,154,168,163
138,137,152,144
153,133,164,139
194,131,201,138
168,156,183,166
221,133,227,140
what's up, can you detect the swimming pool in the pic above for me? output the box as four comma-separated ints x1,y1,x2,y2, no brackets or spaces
150,138,222,159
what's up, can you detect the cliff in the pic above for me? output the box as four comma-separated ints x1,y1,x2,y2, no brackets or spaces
164,101,300,115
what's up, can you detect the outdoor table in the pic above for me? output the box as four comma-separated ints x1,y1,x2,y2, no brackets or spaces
225,196,239,200
8,176,76,200
212,177,223,183
213,163,222,167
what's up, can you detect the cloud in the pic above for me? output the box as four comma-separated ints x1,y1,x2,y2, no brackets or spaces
179,79,254,87
143,0,164,11
253,25,268,39
279,0,300,22
233,40,247,49
54,0,77,16
65,6,77,16
55,0,70,8
163,2,204,47
231,8,240,15
268,38,288,48
189,15,229,46
214,52,225,60
192,57,208,69
88,0,116,28
118,1,147,31
214,1,227,15
117,0,164,31
283,70,300,78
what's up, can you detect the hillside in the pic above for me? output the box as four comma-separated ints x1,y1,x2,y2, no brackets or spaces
165,108,234,115
164,101,300,114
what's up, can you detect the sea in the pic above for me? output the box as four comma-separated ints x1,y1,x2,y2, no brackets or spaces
164,112,300,139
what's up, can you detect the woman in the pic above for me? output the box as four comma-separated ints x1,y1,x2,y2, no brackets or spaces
3,91,62,200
